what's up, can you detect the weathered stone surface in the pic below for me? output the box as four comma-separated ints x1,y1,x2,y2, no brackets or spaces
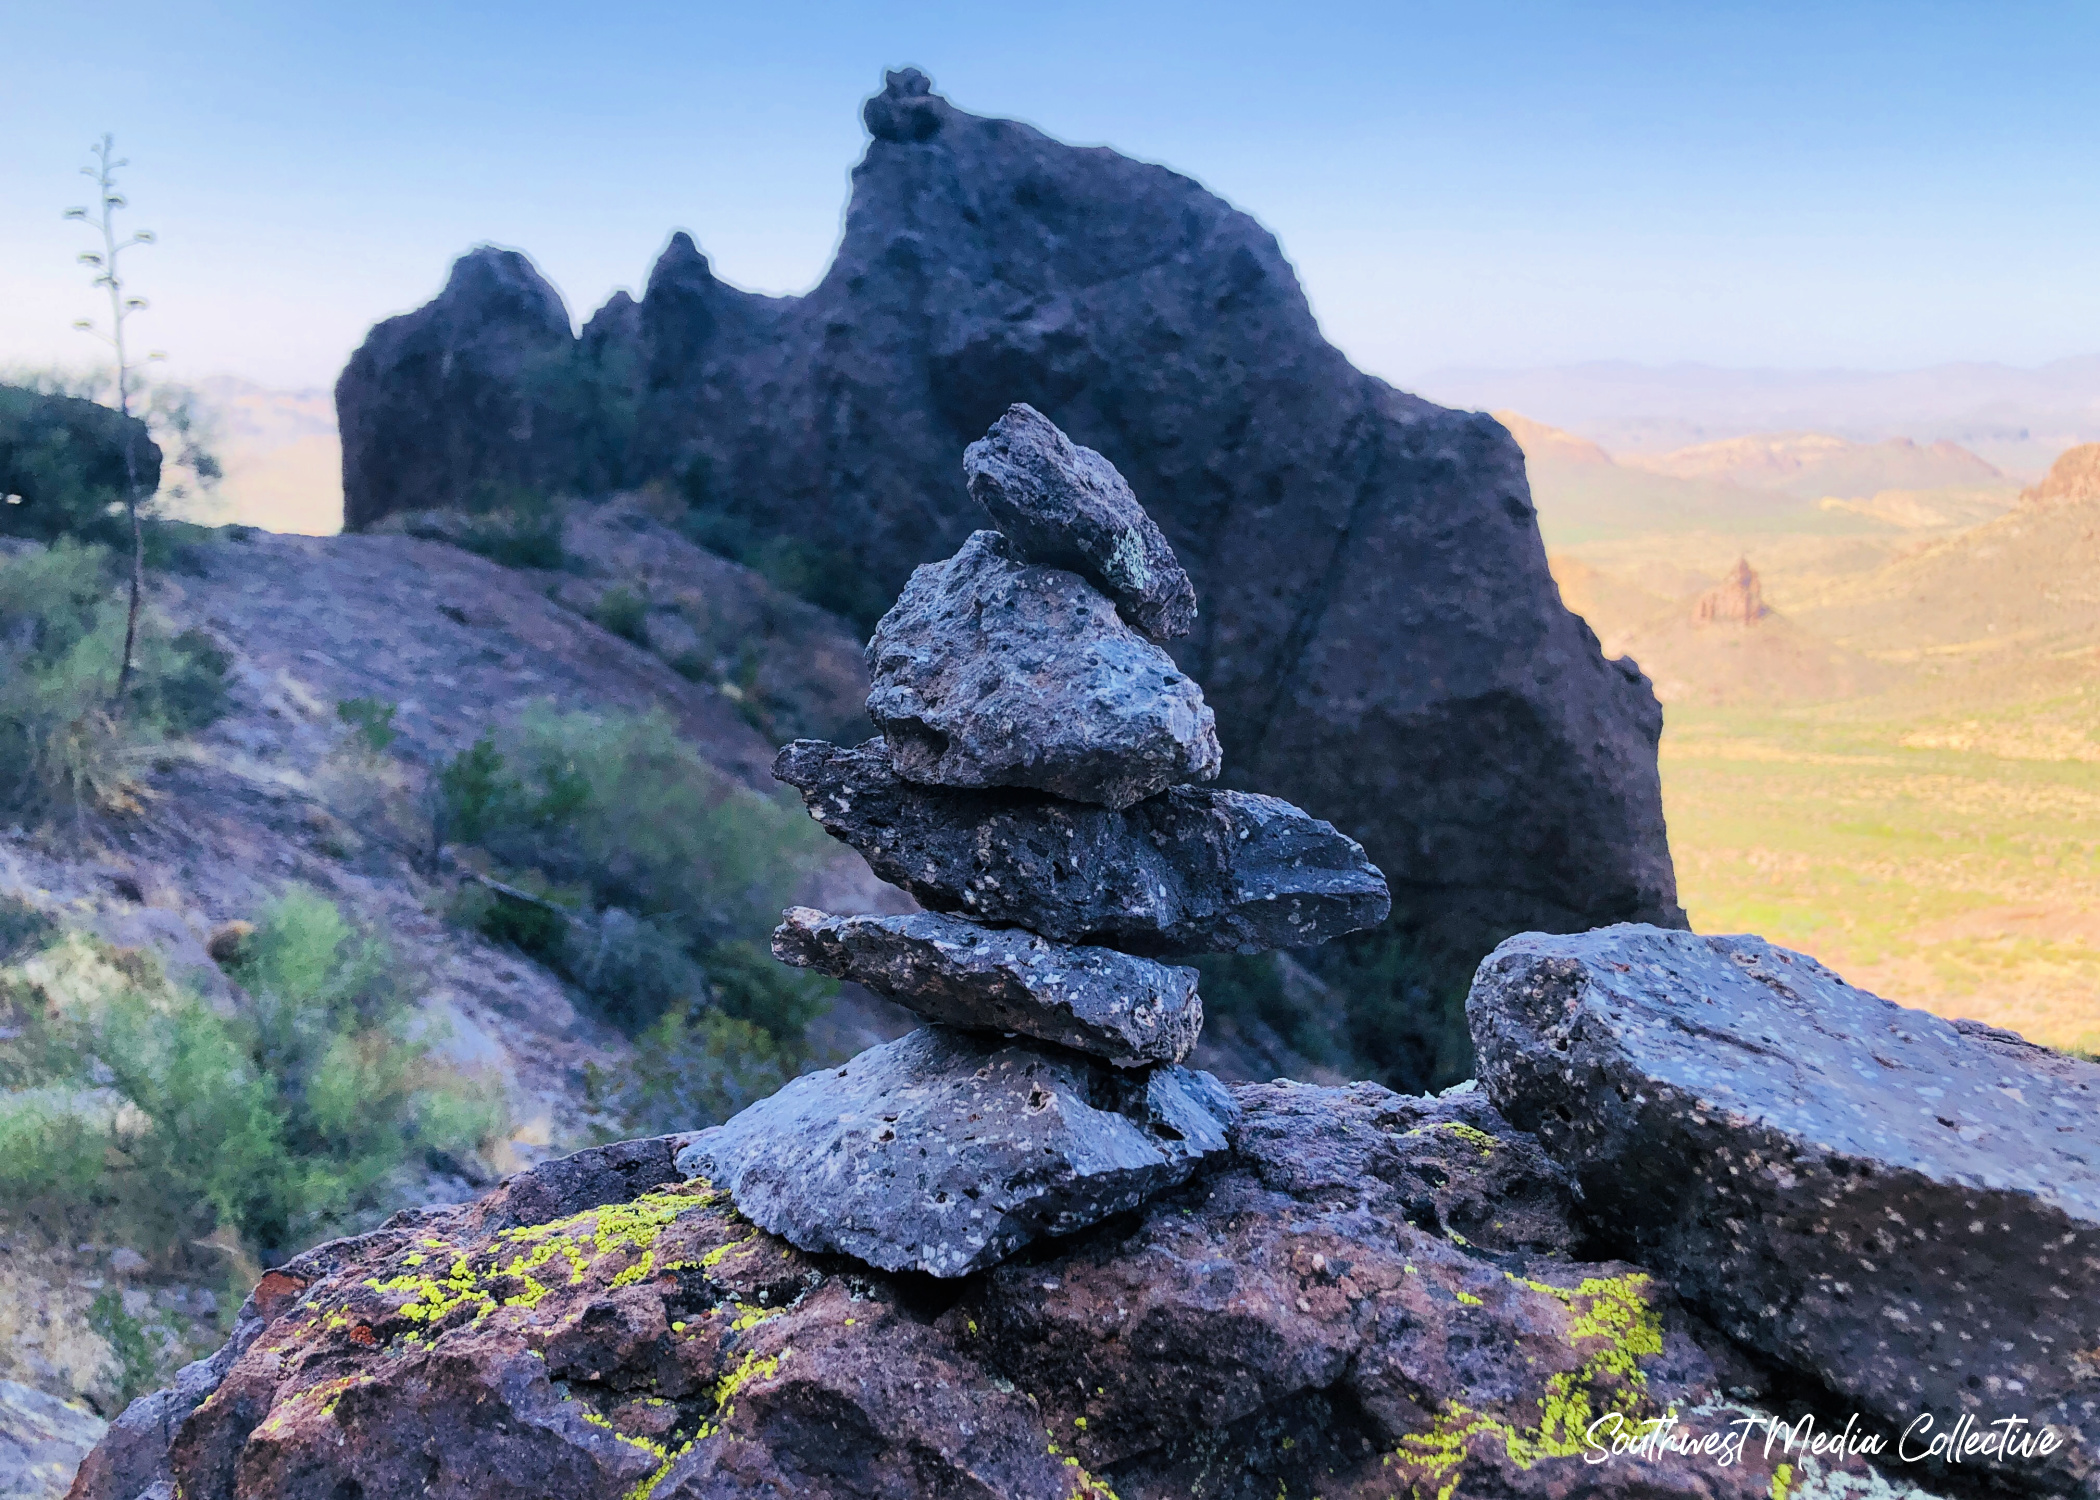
77,1091,1949,1500
962,402,1196,641
1470,924,2100,1498
340,70,1684,995
773,906,1201,1067
866,530,1219,809
775,738,1391,956
0,1381,104,1500
674,1026,1234,1277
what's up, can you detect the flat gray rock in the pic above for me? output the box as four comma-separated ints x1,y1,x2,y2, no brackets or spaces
866,530,1219,810
774,738,1391,956
674,1026,1236,1276
1470,924,2100,1499
962,403,1196,642
773,906,1202,1067
0,1380,106,1500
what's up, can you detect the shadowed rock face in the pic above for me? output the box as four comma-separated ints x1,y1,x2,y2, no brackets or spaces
1470,924,2100,1499
336,69,1683,998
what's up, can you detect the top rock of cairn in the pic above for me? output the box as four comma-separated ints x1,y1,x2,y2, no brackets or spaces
681,408,1391,1277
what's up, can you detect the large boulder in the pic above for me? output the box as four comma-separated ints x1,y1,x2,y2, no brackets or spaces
337,71,1684,1041
1469,924,2100,1498
70,1086,1934,1500
0,1381,105,1500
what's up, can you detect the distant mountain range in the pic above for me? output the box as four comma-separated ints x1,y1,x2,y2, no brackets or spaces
1421,358,2100,477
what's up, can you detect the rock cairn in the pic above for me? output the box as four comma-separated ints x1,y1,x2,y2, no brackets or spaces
678,403,1391,1277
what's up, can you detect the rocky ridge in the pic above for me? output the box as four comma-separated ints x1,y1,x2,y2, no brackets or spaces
682,410,1391,1277
337,70,1687,1045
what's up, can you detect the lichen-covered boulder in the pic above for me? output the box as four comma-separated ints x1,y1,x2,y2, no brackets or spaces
865,530,1219,809
962,403,1196,642
774,738,1390,955
772,907,1202,1067
674,1026,1235,1276
74,1086,1932,1500
1469,923,2100,1499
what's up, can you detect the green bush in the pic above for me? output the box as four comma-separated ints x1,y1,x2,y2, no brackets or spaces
592,584,650,645
437,708,834,1039
0,890,505,1264
0,541,230,820
0,384,159,547
337,696,399,755
586,1008,790,1136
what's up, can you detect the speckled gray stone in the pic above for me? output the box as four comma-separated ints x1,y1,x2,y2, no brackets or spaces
1469,924,2100,1499
962,403,1196,642
865,530,1219,810
774,738,1391,956
772,906,1202,1067
674,1026,1237,1277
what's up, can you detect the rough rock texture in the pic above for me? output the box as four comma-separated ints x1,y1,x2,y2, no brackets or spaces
962,403,1195,641
866,530,1219,809
338,69,1684,990
772,907,1202,1067
674,1026,1235,1276
776,738,1391,955
1470,924,2100,1498
72,1086,1940,1500
0,1381,104,1500
336,248,587,529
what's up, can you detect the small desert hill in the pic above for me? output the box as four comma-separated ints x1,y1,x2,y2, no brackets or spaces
1552,553,1887,706
1498,410,1899,546
1622,430,2012,501
1798,443,2100,681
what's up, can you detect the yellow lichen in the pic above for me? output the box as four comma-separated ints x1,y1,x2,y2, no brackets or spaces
1387,1271,1665,1500
1771,1462,1793,1500
1406,1121,1499,1159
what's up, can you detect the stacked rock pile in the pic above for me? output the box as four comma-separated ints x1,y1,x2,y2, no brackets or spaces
678,404,1392,1277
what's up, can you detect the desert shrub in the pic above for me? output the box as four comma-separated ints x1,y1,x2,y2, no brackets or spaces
586,1008,790,1136
337,696,399,754
446,486,569,570
676,457,891,627
0,541,231,820
436,708,834,1038
0,384,160,547
592,584,649,644
0,890,505,1263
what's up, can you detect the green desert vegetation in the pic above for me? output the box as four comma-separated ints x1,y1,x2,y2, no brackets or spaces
0,540,230,821
435,706,837,1087
0,889,505,1285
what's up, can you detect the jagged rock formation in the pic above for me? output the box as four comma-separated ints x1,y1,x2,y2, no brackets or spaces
1689,556,1766,626
1473,923,2099,1499
0,1381,104,1500
335,71,1685,1055
689,413,1383,1277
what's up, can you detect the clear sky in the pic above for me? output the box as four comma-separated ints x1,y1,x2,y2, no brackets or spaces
4,0,2097,393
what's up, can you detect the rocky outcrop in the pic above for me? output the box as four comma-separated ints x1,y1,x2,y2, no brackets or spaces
1689,557,1767,626
1470,923,2100,1498
2021,442,2100,507
337,71,1685,1050
772,908,1202,1067
865,529,1219,809
336,249,589,529
774,738,1391,956
70,1085,1934,1500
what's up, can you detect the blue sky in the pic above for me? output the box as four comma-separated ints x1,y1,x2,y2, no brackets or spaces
3,0,2097,390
